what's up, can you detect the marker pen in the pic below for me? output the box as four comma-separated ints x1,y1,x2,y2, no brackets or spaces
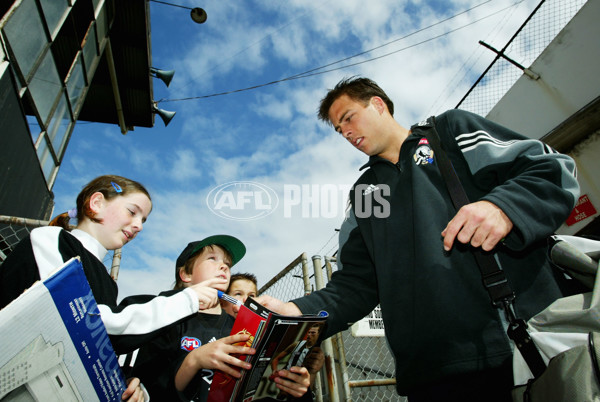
217,290,242,306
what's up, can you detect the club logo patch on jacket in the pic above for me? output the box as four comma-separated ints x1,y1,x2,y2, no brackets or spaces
414,138,434,166
181,336,201,351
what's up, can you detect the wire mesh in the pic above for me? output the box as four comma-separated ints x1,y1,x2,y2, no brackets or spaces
0,216,49,262
259,253,404,401
457,0,588,116
0,215,119,275
328,258,404,402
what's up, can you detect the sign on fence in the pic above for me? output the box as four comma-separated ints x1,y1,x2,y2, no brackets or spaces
351,305,385,337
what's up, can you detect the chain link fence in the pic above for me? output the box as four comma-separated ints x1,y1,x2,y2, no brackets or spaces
457,0,587,116
258,253,403,402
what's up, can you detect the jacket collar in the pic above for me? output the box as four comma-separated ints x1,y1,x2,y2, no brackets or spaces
358,131,422,171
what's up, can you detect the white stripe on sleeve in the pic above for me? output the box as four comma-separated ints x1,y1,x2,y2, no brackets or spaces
30,227,65,280
98,287,199,335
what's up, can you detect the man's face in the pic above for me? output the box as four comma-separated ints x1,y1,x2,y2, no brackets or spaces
328,94,386,157
306,326,320,345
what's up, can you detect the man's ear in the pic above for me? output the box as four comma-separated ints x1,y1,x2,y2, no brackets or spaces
371,96,386,114
88,192,105,214
178,267,192,284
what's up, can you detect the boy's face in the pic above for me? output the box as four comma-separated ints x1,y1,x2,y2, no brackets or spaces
223,279,257,319
187,245,231,292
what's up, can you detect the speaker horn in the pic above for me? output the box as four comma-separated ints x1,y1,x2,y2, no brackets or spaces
150,67,175,87
152,104,176,127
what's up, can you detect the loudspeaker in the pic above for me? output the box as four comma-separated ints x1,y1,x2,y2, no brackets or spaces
150,67,175,87
152,105,176,127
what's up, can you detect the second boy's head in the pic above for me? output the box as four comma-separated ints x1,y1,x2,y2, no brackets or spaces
174,235,246,291
223,273,258,318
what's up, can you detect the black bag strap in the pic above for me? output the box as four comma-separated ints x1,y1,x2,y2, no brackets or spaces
419,115,547,378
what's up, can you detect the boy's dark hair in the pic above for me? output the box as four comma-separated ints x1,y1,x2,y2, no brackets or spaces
317,76,394,125
227,272,258,293
174,245,233,290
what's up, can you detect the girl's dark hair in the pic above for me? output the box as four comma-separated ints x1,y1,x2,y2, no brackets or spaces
49,175,151,229
318,76,394,124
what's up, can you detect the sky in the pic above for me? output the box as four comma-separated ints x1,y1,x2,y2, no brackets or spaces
49,0,550,299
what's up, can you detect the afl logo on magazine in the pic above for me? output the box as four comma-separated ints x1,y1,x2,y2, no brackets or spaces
181,336,201,351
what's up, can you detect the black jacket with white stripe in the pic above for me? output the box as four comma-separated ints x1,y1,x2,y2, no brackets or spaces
293,109,580,394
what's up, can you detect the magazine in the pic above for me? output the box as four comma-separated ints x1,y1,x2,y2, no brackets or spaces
0,257,126,401
207,297,327,402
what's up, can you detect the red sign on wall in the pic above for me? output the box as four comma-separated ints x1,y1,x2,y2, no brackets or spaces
566,194,597,226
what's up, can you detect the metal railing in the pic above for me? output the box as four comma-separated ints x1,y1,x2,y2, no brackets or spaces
0,215,122,279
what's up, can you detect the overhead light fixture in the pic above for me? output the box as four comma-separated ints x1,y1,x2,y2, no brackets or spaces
150,67,175,87
190,8,207,24
149,1,207,24
152,102,176,127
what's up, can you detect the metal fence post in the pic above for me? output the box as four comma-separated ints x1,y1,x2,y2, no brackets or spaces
302,252,325,402
312,255,340,402
110,248,122,281
326,257,352,402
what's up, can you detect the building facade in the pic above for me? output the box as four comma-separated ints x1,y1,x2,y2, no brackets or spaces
0,0,153,220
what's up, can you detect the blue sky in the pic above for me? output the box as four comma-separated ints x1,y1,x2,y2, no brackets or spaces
50,0,544,299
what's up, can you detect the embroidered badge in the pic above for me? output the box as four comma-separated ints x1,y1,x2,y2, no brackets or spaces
181,336,201,351
414,142,434,166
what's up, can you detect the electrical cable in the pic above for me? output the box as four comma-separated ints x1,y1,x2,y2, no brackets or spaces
159,0,523,103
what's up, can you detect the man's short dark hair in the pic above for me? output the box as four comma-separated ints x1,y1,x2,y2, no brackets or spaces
317,76,394,125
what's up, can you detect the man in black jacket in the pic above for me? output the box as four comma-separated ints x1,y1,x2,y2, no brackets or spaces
258,77,580,401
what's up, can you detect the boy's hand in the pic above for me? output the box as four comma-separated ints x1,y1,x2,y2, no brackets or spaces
272,366,310,398
191,333,255,377
175,333,255,391
189,278,228,310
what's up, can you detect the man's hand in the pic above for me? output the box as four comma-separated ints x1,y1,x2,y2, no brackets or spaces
441,200,513,252
255,295,302,316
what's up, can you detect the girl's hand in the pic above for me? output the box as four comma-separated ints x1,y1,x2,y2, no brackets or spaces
271,366,311,398
121,377,145,401
189,278,228,310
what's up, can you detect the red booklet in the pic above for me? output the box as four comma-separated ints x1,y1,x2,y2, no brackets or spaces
207,298,327,402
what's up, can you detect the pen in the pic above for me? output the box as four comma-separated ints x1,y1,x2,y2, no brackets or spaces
217,290,242,306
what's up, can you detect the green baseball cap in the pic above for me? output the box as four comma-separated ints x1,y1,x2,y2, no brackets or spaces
176,235,246,270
